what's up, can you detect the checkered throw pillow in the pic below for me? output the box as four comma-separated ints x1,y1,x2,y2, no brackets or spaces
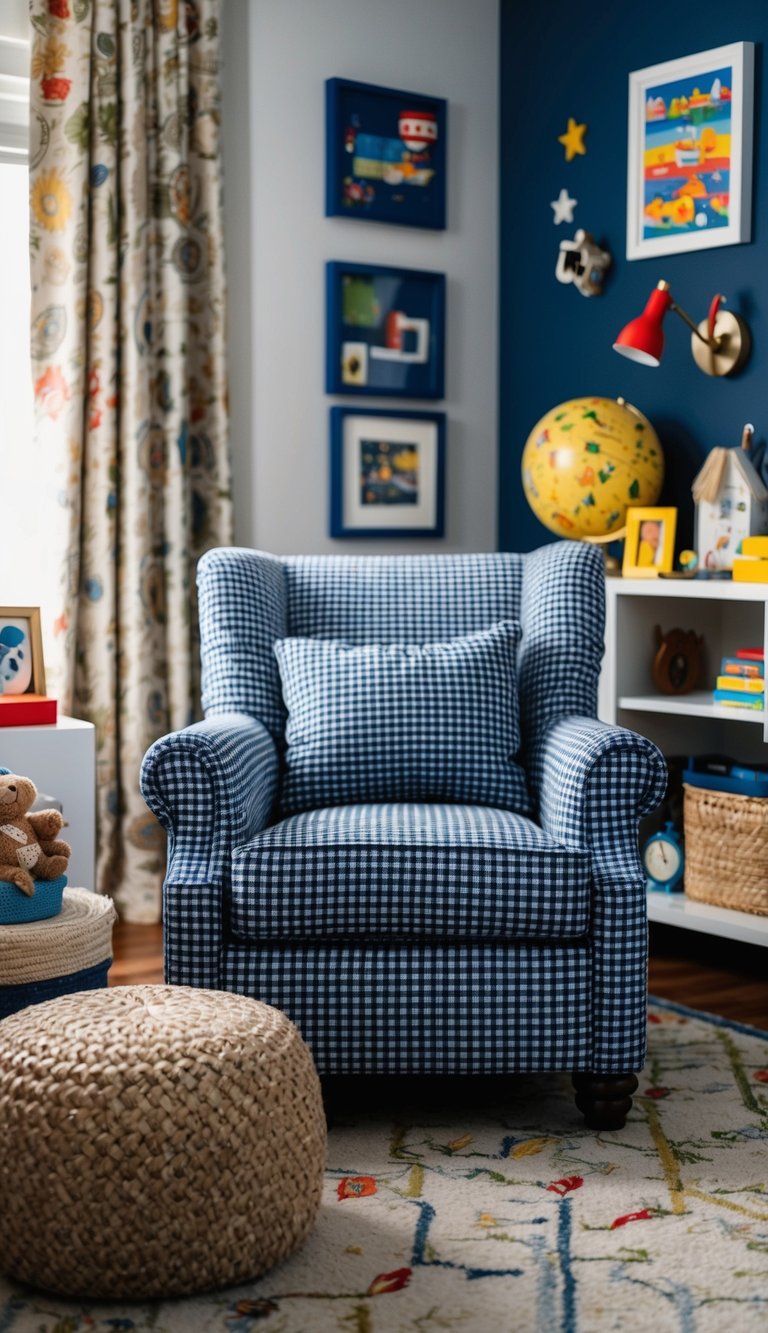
274,621,531,816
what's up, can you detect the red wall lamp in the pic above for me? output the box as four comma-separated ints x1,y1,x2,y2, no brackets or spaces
613,279,752,377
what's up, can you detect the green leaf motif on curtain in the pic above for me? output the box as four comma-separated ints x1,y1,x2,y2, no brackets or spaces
65,104,90,152
107,193,117,247
151,183,172,219
98,104,118,147
73,0,92,21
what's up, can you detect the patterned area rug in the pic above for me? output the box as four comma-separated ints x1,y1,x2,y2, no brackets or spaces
1,998,767,1332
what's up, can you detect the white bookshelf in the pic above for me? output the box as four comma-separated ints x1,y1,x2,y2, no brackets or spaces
600,576,768,947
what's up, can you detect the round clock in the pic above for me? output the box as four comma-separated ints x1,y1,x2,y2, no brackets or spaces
643,822,684,893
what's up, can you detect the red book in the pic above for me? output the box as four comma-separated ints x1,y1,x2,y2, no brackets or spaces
736,648,765,661
0,695,58,726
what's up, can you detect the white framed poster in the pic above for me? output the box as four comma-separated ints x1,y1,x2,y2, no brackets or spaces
626,42,754,260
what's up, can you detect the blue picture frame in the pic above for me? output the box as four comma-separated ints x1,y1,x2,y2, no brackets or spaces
326,261,445,399
325,77,447,229
330,406,446,538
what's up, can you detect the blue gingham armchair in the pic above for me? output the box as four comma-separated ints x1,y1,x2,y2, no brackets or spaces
141,542,666,1129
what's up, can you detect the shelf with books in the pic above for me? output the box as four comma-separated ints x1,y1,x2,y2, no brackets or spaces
601,576,768,946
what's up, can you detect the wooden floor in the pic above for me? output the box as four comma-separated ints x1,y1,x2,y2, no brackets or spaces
111,921,768,1030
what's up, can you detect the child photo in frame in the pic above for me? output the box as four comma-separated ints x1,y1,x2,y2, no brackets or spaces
623,508,678,578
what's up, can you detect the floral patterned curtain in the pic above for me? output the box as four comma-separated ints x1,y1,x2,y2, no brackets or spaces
28,0,233,921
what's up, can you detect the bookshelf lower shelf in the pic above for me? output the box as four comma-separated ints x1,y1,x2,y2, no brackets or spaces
647,889,768,947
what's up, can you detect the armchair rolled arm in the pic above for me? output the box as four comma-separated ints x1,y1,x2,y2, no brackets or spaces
141,714,280,988
536,716,667,1074
537,716,667,875
141,713,280,885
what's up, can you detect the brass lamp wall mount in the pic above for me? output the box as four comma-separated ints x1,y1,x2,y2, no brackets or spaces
614,279,752,377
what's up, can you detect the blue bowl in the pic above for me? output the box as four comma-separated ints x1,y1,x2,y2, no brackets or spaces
0,875,68,925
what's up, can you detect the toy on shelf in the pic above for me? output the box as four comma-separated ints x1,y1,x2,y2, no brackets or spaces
652,625,704,694
683,754,768,798
0,773,70,898
733,534,768,582
692,423,768,572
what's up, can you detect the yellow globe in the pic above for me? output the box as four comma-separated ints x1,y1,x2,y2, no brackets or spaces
521,396,663,540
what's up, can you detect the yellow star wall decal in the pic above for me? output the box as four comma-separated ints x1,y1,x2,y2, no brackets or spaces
558,118,588,162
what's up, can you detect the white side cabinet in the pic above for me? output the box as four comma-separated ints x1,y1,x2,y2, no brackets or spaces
599,576,768,948
0,716,96,892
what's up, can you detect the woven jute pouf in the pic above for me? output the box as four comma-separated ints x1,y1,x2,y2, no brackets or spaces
0,984,327,1299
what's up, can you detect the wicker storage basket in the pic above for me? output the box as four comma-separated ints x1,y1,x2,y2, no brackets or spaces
683,783,768,915
0,887,116,1018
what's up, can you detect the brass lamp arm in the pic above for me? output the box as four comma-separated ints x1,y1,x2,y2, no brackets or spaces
670,300,718,348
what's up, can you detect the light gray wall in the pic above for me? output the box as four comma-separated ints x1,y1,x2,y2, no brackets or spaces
1,0,28,42
221,0,499,554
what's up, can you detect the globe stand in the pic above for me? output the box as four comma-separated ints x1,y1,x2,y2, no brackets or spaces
585,528,627,576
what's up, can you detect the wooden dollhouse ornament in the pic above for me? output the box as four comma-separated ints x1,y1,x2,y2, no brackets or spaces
692,424,768,572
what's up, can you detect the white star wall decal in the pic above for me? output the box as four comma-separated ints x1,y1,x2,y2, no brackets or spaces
551,188,577,225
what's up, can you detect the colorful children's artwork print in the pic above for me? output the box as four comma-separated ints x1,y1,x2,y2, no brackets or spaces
327,262,445,399
330,408,445,538
326,78,447,229
360,440,420,507
626,43,754,259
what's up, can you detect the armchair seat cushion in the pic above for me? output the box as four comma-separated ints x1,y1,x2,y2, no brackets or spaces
230,803,591,943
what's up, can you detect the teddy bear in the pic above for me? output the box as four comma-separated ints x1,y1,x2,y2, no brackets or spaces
0,774,70,896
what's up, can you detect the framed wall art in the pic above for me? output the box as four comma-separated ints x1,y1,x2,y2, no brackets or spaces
626,42,754,260
326,261,445,399
0,607,46,695
325,77,447,229
330,407,445,538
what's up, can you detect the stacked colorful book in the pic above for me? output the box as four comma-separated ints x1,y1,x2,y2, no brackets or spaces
714,648,764,711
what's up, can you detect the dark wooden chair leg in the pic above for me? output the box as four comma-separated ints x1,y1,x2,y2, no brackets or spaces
572,1072,639,1130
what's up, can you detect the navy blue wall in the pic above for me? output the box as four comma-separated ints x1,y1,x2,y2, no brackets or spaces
499,3,765,553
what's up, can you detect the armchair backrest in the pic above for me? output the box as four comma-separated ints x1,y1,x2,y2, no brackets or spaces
197,543,605,772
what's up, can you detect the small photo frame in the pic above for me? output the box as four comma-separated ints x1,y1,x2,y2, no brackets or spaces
627,42,754,260
0,607,46,695
623,508,678,578
330,407,445,538
325,77,447,230
326,261,445,399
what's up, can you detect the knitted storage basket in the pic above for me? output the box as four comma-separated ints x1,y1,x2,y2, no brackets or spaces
684,783,768,915
0,873,67,925
0,984,327,1300
0,887,115,1018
